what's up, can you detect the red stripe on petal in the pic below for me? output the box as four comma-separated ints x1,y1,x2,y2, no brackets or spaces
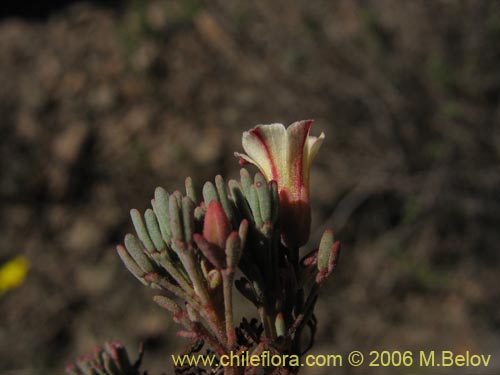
292,120,313,198
250,127,279,180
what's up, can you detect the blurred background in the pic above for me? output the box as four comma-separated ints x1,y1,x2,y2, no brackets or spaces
1,1,500,374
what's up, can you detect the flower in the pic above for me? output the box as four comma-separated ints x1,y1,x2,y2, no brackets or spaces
0,256,29,295
235,120,325,247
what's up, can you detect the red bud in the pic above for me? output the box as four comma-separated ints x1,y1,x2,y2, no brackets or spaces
203,200,231,249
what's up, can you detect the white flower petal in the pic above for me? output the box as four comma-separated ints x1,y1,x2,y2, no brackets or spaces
234,151,261,168
241,123,288,182
303,132,325,186
285,120,313,197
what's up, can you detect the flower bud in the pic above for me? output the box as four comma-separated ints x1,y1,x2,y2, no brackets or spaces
203,200,231,249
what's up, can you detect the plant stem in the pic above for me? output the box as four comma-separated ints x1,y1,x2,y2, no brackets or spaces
222,269,237,348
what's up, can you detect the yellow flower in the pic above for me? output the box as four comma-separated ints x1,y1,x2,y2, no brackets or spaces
235,120,324,247
0,256,29,294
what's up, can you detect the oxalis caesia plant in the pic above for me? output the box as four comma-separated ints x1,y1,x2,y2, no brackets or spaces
67,120,341,375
